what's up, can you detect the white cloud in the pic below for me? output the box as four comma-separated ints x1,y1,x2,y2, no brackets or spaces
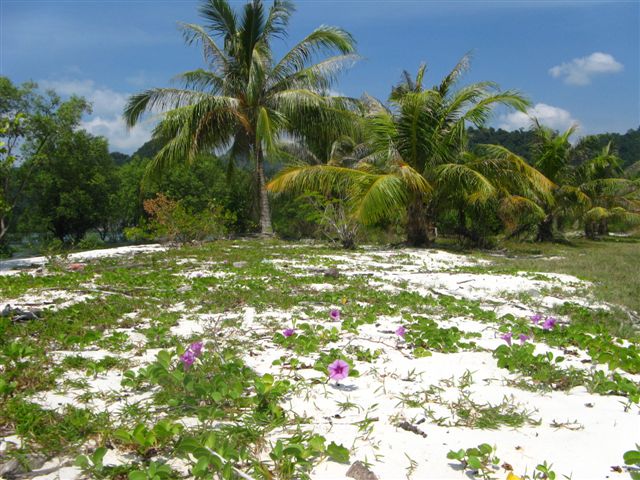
497,103,579,132
549,52,623,86
39,79,153,153
80,116,154,152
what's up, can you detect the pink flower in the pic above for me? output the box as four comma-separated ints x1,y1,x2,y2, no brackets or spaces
519,334,531,345
328,359,349,381
500,332,513,346
180,350,196,370
330,308,340,321
283,328,295,338
542,317,557,330
189,341,203,357
395,326,407,338
530,314,543,325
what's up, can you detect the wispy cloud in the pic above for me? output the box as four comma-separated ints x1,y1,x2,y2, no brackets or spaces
497,103,579,132
126,71,155,88
40,79,153,153
81,116,153,153
549,52,623,86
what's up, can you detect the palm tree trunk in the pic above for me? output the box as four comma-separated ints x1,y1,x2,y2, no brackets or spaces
597,218,608,237
536,214,554,242
0,216,8,243
457,206,468,242
406,196,431,247
585,221,596,240
256,148,273,236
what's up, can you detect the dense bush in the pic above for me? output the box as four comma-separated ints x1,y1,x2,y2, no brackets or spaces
125,193,233,244
271,192,323,240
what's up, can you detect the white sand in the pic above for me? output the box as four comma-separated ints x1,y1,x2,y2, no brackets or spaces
1,244,636,480
0,244,166,275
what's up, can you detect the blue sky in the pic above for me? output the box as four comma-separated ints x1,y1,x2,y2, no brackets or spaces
2,0,638,153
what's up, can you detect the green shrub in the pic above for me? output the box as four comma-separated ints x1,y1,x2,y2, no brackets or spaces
140,193,233,244
76,232,105,250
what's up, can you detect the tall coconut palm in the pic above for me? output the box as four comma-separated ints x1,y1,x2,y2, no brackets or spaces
124,0,358,235
269,56,533,246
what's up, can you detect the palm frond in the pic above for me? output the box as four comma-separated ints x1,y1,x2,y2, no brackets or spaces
435,163,495,204
200,0,238,40
498,194,546,233
354,173,411,224
124,88,226,127
270,54,360,93
178,22,229,72
172,69,225,93
556,184,592,209
462,90,529,126
240,0,266,66
270,26,356,85
268,88,325,112
145,96,238,176
437,53,472,96
476,144,555,202
267,164,368,196
580,178,639,198
256,106,282,155
263,0,294,40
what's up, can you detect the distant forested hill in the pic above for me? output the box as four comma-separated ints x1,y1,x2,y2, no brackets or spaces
121,127,639,171
468,127,537,160
468,126,640,168
575,127,640,168
110,152,131,165
133,137,168,159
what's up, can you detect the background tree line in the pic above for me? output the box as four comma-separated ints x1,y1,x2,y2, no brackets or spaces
1,72,638,256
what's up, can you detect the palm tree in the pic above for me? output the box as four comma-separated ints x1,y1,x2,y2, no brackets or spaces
435,145,553,244
575,142,622,182
124,0,358,235
529,123,587,241
531,126,640,240
576,145,640,238
269,56,533,246
581,179,640,238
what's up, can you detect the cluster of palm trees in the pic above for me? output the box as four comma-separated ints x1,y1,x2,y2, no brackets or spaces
125,0,639,247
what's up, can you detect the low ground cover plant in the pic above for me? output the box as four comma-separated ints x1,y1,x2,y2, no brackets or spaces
0,239,638,479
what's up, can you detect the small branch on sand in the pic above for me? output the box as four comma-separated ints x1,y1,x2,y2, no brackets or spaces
397,420,428,438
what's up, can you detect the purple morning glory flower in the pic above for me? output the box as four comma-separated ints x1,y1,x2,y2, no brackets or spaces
530,314,543,325
283,328,295,338
395,326,407,338
519,334,531,345
328,359,349,381
500,332,513,346
180,349,196,370
329,308,340,321
189,341,203,357
542,317,557,330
